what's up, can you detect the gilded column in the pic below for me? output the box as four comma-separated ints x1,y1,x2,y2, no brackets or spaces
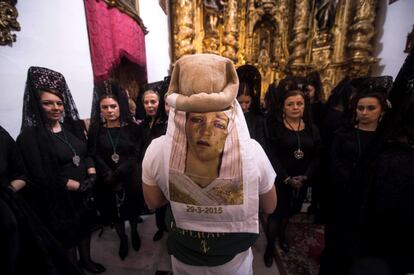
244,0,256,64
222,0,239,62
236,0,247,65
276,0,291,69
332,0,352,63
202,0,221,54
173,0,196,60
289,0,310,66
348,0,377,76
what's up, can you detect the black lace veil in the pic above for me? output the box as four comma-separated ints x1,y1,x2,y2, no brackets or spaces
381,48,414,143
21,66,82,138
17,67,86,236
236,65,262,115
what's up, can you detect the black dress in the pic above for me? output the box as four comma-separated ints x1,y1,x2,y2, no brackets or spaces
266,120,321,218
0,126,27,188
1,128,80,275
352,142,414,274
320,126,377,275
93,124,142,224
330,127,376,197
17,126,96,248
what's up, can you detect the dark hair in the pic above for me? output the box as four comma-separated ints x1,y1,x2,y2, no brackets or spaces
306,71,323,102
38,89,64,102
280,90,306,117
271,77,309,123
90,79,132,126
236,65,262,113
350,87,388,124
99,93,118,104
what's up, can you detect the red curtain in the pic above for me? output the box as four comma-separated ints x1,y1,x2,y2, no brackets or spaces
84,0,147,82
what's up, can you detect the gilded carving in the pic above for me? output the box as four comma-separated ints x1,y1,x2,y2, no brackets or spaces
171,0,379,101
0,0,20,46
348,0,378,77
172,0,196,59
222,0,238,62
289,0,310,66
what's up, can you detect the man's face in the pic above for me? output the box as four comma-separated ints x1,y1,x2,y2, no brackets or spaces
186,112,229,161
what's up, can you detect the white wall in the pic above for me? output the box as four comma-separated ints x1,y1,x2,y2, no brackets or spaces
0,0,94,138
139,0,171,83
372,0,414,78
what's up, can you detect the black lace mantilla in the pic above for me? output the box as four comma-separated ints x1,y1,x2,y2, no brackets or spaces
21,66,80,131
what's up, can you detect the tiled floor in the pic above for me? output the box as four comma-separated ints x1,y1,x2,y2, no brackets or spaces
87,214,280,275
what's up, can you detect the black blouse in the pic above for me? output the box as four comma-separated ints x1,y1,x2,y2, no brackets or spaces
93,124,142,178
267,120,321,182
330,127,376,185
52,130,94,183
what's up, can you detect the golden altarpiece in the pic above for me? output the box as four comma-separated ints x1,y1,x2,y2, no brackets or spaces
169,0,379,101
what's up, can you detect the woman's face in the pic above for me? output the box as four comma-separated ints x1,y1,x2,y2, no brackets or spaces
283,94,305,120
306,85,316,100
237,94,252,113
100,97,120,122
143,92,159,117
39,91,64,123
356,97,382,126
186,112,229,161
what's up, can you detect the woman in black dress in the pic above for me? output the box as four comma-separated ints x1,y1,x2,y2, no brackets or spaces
88,80,143,260
0,125,85,275
140,88,168,242
16,67,105,274
236,65,265,146
237,65,265,146
263,80,321,267
348,50,414,275
321,86,388,275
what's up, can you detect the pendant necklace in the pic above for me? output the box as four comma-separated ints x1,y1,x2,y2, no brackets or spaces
106,127,121,163
285,118,304,160
53,126,81,167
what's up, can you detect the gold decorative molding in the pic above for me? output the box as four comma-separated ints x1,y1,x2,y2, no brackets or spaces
170,0,379,101
0,0,20,46
103,0,148,34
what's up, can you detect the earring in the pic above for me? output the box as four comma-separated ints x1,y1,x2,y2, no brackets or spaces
379,113,384,122
59,111,65,123
100,113,105,123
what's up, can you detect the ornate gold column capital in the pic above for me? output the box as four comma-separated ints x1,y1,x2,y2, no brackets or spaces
0,0,20,46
